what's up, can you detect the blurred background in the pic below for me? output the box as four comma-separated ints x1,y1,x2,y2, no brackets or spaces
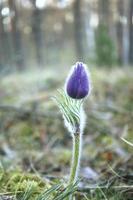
0,0,133,72
0,0,133,199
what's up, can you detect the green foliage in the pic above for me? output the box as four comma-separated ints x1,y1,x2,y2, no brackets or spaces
0,169,78,200
19,181,38,200
95,24,117,66
0,170,47,198
36,184,62,200
54,89,83,133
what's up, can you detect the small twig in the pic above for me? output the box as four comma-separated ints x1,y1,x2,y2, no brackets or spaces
77,185,133,193
121,137,133,147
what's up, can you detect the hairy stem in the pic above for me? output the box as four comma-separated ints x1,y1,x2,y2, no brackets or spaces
68,128,82,200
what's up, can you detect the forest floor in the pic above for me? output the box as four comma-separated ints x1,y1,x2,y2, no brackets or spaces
0,67,133,200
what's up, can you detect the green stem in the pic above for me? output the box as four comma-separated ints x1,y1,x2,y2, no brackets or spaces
67,129,82,200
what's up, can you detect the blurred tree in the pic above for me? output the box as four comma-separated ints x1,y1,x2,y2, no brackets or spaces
8,0,24,71
122,0,129,65
129,0,133,64
98,0,110,25
116,0,123,64
73,0,85,61
95,24,116,66
0,4,6,70
116,0,129,65
31,0,44,67
96,0,117,66
0,3,13,72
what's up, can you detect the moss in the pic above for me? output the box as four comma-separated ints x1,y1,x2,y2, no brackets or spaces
8,122,41,151
54,148,71,165
0,170,53,199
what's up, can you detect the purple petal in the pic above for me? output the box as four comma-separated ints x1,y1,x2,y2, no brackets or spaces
66,62,90,99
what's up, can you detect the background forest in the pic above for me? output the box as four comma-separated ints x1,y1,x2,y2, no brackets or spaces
0,0,133,200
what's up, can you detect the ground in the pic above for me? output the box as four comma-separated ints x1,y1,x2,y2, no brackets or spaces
0,67,133,199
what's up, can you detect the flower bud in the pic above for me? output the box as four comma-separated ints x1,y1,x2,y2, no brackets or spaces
66,62,90,99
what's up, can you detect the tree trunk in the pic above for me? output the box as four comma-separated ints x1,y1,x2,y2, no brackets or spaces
0,5,6,70
98,0,110,25
116,0,124,64
129,0,133,64
0,5,11,71
73,0,85,61
116,0,130,65
8,0,24,71
31,0,44,67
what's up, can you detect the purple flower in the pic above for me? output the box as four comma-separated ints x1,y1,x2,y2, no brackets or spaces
66,62,90,99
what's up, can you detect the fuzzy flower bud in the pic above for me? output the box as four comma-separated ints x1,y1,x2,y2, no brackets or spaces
66,62,90,99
